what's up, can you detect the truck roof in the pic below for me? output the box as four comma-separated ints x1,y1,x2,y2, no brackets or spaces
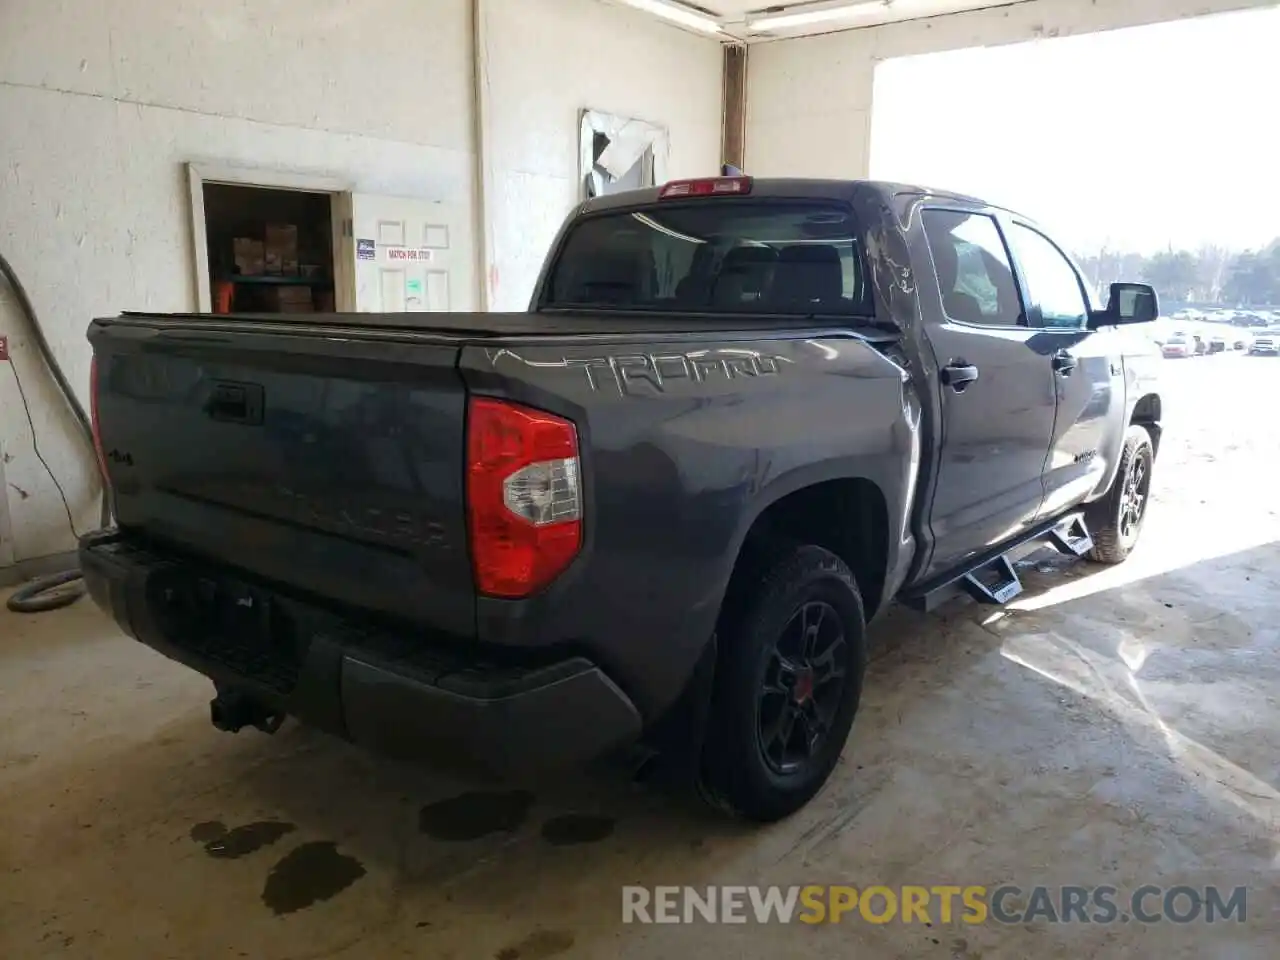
579,177,988,215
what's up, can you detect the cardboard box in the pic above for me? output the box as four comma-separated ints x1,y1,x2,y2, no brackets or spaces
233,237,265,276
264,285,314,313
264,223,299,275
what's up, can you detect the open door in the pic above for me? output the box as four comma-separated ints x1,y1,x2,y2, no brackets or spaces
338,194,474,313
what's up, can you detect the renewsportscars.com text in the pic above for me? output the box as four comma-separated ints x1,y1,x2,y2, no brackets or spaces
621,885,1247,925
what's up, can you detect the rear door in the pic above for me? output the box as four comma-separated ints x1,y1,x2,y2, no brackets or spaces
917,207,1058,579
339,194,475,313
1002,220,1124,518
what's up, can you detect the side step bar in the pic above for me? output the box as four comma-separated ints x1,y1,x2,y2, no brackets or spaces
901,512,1094,613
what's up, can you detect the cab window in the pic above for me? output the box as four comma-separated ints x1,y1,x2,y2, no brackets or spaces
544,202,871,316
922,210,1022,326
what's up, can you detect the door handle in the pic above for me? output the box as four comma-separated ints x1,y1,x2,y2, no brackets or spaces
1053,351,1078,376
204,381,264,425
941,362,980,392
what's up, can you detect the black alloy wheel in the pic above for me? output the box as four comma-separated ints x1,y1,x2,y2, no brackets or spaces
757,600,848,775
699,544,866,822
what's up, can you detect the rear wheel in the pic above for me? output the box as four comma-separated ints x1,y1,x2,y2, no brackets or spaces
699,545,866,822
1087,424,1155,564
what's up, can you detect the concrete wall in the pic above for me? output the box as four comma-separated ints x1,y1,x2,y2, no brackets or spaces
745,0,1277,179
0,0,722,568
478,0,723,311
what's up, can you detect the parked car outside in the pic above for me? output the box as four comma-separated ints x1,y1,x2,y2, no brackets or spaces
1249,333,1279,356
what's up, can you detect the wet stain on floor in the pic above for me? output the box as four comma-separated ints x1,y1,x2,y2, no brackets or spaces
202,822,296,859
261,841,367,915
189,821,228,844
494,928,576,960
539,814,615,846
418,790,535,842
189,820,296,859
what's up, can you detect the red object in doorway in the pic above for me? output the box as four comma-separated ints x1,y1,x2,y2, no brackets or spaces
0,335,8,361
213,280,235,314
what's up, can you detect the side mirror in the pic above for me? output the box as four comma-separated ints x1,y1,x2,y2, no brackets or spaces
1091,282,1159,328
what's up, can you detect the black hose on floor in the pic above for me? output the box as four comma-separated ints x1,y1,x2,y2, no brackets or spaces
6,569,85,613
1,248,107,614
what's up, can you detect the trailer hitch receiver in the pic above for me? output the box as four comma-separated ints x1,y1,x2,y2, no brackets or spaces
210,684,286,734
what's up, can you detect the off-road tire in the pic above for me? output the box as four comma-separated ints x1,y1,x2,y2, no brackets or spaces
698,545,866,822
1087,424,1155,564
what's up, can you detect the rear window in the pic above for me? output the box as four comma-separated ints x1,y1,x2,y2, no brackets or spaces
543,201,870,315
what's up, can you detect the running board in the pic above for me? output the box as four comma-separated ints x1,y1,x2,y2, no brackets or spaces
901,512,1093,613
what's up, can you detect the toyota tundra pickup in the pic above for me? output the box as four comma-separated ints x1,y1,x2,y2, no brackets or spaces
81,176,1162,821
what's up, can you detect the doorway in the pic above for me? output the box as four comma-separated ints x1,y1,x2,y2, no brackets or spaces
186,164,475,315
200,183,336,315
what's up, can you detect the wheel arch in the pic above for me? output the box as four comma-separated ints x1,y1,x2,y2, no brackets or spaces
718,474,892,632
1130,392,1163,457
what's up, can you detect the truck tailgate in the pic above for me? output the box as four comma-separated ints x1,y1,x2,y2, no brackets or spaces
89,315,474,635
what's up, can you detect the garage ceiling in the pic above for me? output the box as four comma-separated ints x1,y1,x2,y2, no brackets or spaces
610,0,1023,41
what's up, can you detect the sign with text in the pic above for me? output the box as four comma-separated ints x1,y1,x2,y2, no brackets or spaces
384,246,435,263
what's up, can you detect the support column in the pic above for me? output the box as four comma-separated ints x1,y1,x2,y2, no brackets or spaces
721,44,747,170
471,0,494,311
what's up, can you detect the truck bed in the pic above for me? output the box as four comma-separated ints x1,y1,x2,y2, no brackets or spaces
94,310,893,641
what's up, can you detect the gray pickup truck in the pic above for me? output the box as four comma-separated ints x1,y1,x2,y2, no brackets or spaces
81,176,1161,821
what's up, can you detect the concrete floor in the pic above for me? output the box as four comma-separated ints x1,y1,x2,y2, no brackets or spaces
3,354,1279,959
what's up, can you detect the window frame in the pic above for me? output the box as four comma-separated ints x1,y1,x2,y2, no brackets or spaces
920,205,1030,331
1003,218,1094,333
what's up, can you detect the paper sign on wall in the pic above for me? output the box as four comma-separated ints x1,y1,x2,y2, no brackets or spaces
357,239,376,260
385,246,435,262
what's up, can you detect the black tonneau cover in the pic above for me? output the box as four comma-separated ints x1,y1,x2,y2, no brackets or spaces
114,311,895,343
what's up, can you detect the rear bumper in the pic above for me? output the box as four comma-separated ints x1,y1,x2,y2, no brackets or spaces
79,532,641,778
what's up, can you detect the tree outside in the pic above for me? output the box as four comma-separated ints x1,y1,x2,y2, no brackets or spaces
1074,239,1280,311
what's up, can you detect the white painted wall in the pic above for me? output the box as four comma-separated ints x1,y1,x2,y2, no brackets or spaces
477,0,723,310
0,0,475,567
746,0,1277,179
0,0,723,567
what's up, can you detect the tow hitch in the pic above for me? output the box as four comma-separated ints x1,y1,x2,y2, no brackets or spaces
210,684,286,734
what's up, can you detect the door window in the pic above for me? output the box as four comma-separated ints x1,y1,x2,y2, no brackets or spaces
1007,225,1090,329
922,210,1022,326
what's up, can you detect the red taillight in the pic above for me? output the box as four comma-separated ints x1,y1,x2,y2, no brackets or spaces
89,355,111,491
658,176,753,199
466,397,582,599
